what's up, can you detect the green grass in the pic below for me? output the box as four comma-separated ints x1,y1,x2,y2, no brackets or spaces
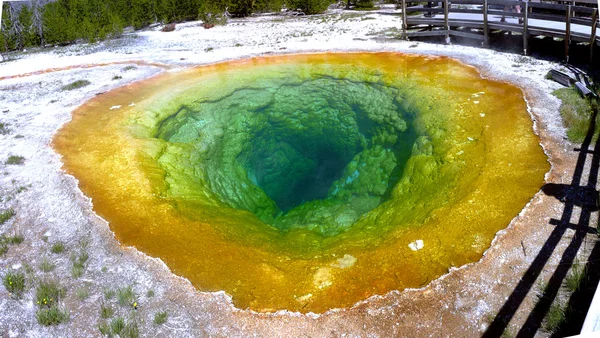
564,263,587,292
146,289,155,298
36,280,66,308
540,279,552,297
544,302,566,333
5,155,25,165
122,65,136,71
78,237,90,249
8,234,23,244
501,326,514,338
3,271,26,298
104,288,116,300
71,250,89,278
34,280,69,325
154,310,168,325
110,316,140,338
50,241,65,254
36,306,69,326
0,122,10,135
122,320,140,338
552,88,597,143
71,264,84,278
110,317,125,335
23,263,34,274
117,286,136,307
1,233,23,245
0,232,22,256
100,302,114,319
39,257,56,273
98,321,111,335
0,209,15,225
76,287,90,301
112,75,122,80
61,80,91,91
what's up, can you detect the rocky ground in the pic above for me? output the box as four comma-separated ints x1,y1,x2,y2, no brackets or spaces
0,6,597,337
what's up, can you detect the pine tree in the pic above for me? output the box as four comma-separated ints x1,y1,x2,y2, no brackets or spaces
158,0,201,23
228,0,255,16
18,5,38,47
7,4,24,50
254,0,284,13
43,2,71,45
354,0,373,9
287,0,333,14
30,0,45,47
0,4,10,52
131,0,159,29
158,0,177,22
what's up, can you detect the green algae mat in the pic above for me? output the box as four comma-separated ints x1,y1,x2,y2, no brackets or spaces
54,53,549,313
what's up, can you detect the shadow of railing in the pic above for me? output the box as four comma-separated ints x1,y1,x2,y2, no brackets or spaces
482,102,599,337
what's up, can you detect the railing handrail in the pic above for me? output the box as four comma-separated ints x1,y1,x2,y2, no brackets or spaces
400,0,599,63
404,0,599,21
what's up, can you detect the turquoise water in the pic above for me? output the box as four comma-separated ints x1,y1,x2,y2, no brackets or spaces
157,77,417,235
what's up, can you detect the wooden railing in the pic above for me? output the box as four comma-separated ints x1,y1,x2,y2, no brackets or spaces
400,0,599,62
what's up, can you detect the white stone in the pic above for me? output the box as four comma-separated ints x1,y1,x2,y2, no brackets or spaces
408,240,424,251
332,254,356,268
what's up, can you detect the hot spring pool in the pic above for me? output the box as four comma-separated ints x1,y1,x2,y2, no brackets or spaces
53,53,549,313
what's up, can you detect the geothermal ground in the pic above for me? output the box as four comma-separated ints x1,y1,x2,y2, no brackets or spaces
0,6,596,337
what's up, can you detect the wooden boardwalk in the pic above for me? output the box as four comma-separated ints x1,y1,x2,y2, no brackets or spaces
400,0,599,62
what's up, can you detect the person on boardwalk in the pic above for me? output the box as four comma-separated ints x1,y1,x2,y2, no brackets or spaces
500,1,522,23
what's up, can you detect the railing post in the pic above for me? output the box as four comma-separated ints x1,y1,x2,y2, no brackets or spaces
483,0,489,47
523,0,528,55
565,5,571,63
402,0,407,39
590,9,598,65
444,0,450,44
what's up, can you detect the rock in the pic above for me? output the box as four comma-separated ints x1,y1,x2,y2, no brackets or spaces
408,240,424,251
